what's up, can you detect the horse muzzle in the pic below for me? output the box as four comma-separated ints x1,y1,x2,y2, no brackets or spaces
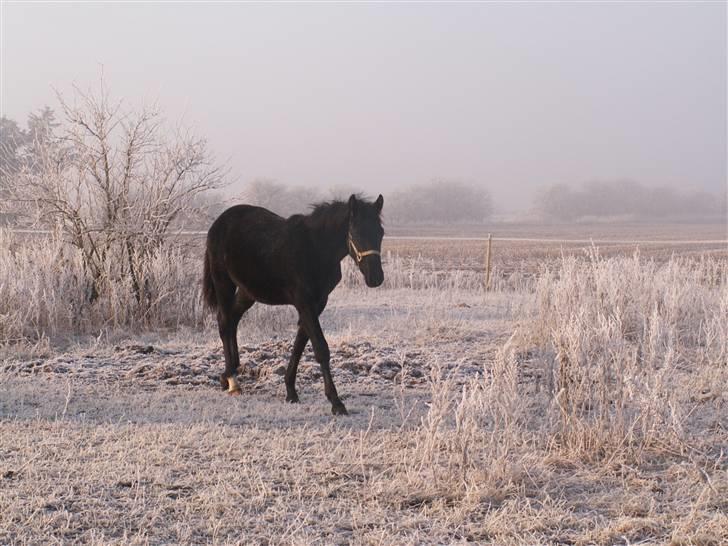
362,259,384,288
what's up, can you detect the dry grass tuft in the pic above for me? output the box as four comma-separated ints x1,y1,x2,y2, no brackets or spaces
517,250,727,462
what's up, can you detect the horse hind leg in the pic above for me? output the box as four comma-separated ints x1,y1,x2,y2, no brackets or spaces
216,284,254,395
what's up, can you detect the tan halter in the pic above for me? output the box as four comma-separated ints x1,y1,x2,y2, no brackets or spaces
348,234,380,264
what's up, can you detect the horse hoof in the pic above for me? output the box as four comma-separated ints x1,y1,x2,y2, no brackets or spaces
331,403,348,416
225,376,241,396
286,394,300,403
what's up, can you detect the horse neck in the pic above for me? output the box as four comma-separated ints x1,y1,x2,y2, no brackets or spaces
306,206,349,262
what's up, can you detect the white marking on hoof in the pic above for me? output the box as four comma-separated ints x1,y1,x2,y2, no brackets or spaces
227,376,241,394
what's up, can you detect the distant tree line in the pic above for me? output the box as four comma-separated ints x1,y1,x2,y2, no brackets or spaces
240,179,326,218
232,178,728,224
534,180,726,222
386,180,493,224
240,179,494,224
4,108,722,228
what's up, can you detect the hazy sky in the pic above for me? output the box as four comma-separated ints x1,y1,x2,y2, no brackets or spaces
2,2,726,210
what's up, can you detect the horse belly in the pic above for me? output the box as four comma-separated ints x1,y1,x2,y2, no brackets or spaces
230,272,290,306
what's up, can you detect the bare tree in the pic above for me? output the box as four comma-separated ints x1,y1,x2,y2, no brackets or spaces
9,80,226,301
2,109,65,225
240,179,322,217
241,178,288,212
387,180,493,224
533,180,724,222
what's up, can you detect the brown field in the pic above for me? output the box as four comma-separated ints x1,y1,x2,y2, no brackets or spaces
385,221,727,240
1,223,726,545
383,221,727,274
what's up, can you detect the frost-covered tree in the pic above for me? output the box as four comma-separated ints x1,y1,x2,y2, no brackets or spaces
9,80,226,300
534,180,724,222
0,117,27,179
240,179,322,217
387,180,493,224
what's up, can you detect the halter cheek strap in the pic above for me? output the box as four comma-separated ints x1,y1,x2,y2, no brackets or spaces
348,234,380,264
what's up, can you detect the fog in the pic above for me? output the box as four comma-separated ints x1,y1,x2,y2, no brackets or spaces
2,2,726,212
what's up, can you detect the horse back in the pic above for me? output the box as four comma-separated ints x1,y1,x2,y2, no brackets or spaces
206,205,318,305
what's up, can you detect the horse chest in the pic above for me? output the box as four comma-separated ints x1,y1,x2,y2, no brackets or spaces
321,267,342,295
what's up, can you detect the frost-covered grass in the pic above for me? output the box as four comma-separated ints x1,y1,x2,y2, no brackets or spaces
0,230,500,345
1,230,727,544
520,250,727,459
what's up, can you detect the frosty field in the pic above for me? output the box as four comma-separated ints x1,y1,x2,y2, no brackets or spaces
3,0,726,542
1,225,726,545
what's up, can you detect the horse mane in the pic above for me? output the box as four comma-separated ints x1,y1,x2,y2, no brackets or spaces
308,199,350,220
308,194,380,220
291,199,348,234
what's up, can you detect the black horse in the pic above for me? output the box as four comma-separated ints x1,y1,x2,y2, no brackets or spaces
203,194,384,415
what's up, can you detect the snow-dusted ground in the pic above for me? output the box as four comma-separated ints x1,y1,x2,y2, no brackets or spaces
2,287,516,422
2,260,725,545
0,288,530,544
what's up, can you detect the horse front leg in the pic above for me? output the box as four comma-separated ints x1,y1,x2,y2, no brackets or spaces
285,326,308,403
297,306,347,415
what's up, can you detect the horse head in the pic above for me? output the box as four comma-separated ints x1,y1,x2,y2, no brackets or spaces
347,194,384,288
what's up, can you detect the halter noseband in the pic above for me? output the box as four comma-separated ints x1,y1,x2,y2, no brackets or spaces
348,233,380,264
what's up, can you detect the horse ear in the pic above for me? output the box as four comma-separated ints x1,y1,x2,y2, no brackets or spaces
348,194,358,217
375,194,384,212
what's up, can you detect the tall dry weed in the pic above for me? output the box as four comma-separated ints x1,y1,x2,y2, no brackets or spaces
0,230,207,343
520,249,727,459
401,337,532,501
1,232,511,345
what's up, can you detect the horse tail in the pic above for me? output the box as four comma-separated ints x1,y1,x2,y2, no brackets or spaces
202,248,217,310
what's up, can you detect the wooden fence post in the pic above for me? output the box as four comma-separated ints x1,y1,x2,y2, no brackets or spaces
485,233,492,290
